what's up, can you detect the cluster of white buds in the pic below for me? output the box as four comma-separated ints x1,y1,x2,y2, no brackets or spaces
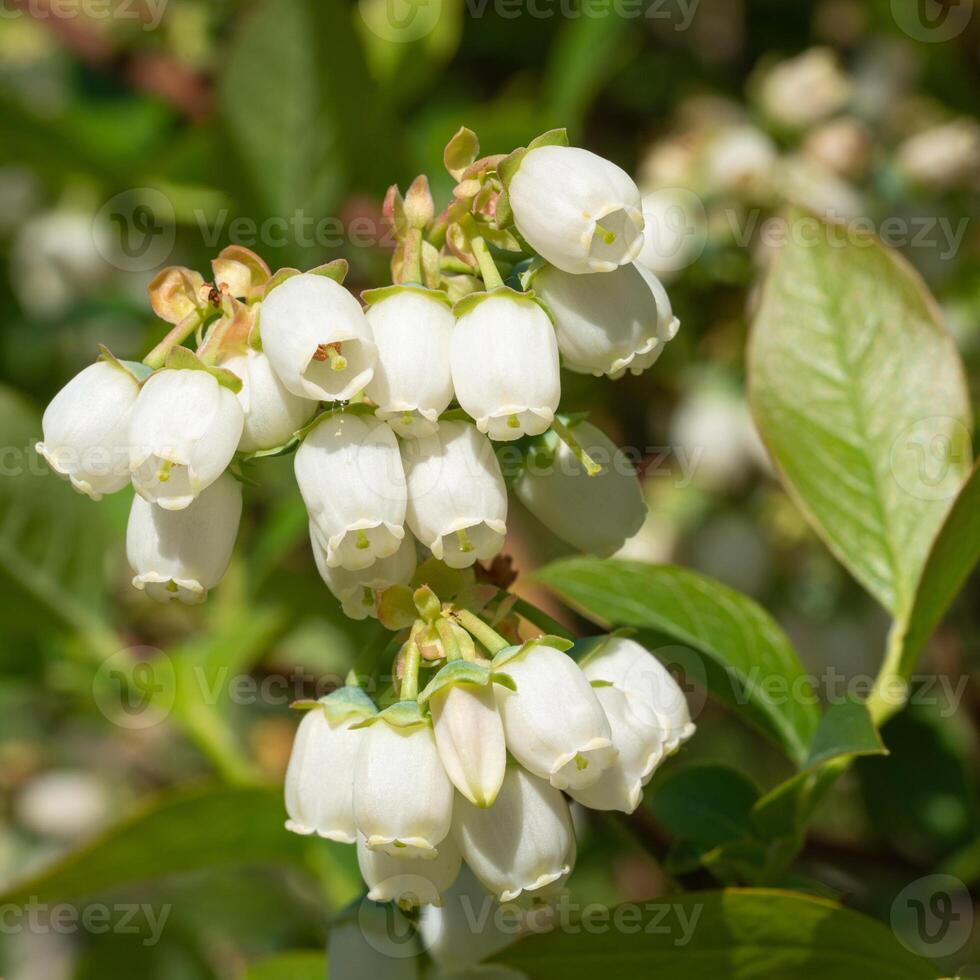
35,127,678,614
285,625,694,909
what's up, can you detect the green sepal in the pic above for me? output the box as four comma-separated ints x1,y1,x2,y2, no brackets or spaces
528,128,569,150
491,634,574,669
574,627,639,667
164,346,243,393
98,345,155,384
497,147,527,191
236,433,301,463
263,267,301,299
351,699,429,730
418,660,493,705
309,259,348,284
361,283,452,309
318,686,378,725
289,699,320,711
452,284,553,323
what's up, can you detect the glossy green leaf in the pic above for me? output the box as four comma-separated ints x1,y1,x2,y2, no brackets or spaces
0,784,357,906
494,889,938,979
897,459,980,677
748,207,971,617
535,559,820,765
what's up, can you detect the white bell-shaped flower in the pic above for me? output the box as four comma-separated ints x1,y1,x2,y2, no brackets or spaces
284,687,376,841
420,662,507,808
294,412,407,571
453,766,575,904
259,272,377,401
126,470,241,603
450,291,559,441
353,705,454,859
36,360,139,500
364,286,455,439
493,639,615,791
129,368,244,510
507,145,644,274
310,525,417,620
567,685,664,813
222,348,314,452
402,422,507,569
530,263,679,378
514,421,646,558
580,636,696,753
357,831,462,907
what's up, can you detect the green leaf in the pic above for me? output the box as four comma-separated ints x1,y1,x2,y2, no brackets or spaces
493,889,938,979
535,559,820,765
896,459,980,677
748,207,972,617
246,951,326,980
0,783,357,906
752,700,885,842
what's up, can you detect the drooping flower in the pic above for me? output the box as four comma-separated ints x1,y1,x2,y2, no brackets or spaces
36,360,139,500
580,636,696,754
128,368,244,510
357,831,462,907
401,421,507,568
493,638,615,791
294,412,407,571
310,525,417,620
514,421,646,558
222,348,314,453
259,272,377,401
284,687,377,841
530,263,679,379
126,470,242,603
450,290,560,441
420,661,508,808
507,145,644,274
363,285,455,439
567,684,664,813
452,765,575,903
352,703,454,859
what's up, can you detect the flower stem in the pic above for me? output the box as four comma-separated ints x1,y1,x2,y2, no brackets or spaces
403,228,424,285
435,617,463,661
454,608,509,655
460,215,503,290
551,418,603,476
400,634,422,701
144,309,210,369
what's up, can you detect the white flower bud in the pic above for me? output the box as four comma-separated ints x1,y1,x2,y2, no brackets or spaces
36,361,139,500
402,422,507,569
126,470,242,603
129,368,244,511
364,286,455,439
294,412,407,571
452,766,575,904
284,688,376,841
580,636,695,753
451,292,560,441
311,525,417,620
426,667,507,808
353,709,454,859
357,832,462,907
704,125,777,194
259,272,377,401
530,263,678,378
221,348,313,453
636,189,705,281
760,47,851,129
567,685,664,813
514,422,646,558
493,639,615,791
508,145,644,274
896,119,980,190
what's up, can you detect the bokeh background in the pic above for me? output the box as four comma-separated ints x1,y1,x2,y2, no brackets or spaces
0,0,979,976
